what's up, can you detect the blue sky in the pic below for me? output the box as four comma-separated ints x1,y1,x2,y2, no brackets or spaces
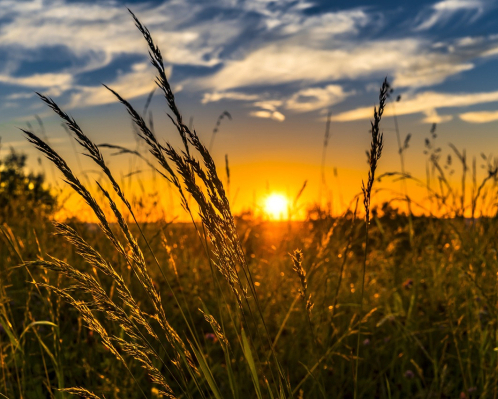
2,0,498,215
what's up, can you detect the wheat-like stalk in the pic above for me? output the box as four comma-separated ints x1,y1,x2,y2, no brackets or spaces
59,387,104,399
198,309,230,348
23,127,196,367
354,78,388,399
361,78,388,225
125,9,289,394
290,249,314,320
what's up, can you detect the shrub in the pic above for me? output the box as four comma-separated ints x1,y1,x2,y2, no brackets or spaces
0,149,57,222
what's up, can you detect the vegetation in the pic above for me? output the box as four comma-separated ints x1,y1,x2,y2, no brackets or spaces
2,9,498,399
0,149,57,223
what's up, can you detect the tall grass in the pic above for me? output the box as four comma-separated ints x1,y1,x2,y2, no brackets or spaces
16,10,295,398
355,78,387,399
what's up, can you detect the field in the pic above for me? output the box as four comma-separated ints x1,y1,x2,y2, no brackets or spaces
2,11,498,399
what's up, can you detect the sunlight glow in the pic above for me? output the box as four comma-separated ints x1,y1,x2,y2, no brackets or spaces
264,193,289,220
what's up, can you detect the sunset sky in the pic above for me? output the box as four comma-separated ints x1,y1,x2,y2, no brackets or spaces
2,0,498,219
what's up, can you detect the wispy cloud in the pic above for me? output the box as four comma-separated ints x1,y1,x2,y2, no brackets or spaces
201,91,261,104
332,89,498,122
66,62,159,108
250,99,285,121
414,0,486,31
5,92,36,100
202,34,498,92
203,84,351,117
459,110,498,123
0,73,73,90
250,110,286,122
421,108,453,124
0,0,232,67
286,85,352,112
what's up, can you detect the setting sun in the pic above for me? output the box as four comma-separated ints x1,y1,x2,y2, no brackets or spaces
264,193,289,220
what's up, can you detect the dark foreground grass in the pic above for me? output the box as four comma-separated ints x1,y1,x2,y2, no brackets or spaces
1,9,498,399
2,214,498,398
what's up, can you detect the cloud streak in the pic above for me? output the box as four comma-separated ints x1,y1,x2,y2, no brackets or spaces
201,34,498,92
250,110,286,122
332,89,498,122
66,63,160,108
286,85,352,112
414,0,486,31
459,110,498,123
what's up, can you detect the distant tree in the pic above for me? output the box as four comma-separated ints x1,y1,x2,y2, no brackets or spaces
0,149,57,222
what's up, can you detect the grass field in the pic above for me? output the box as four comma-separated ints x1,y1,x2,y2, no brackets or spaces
2,10,498,399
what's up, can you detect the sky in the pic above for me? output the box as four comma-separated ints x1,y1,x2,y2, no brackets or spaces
2,0,498,219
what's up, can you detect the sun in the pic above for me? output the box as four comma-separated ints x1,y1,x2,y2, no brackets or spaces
264,193,289,220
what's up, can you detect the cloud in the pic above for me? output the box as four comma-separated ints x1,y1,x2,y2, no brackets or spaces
0,0,246,108
250,110,285,122
202,91,261,104
67,62,160,108
286,85,352,112
254,100,283,111
332,89,498,122
6,92,36,100
414,0,486,31
192,2,498,93
421,109,453,124
459,110,498,123
203,85,351,118
0,0,234,68
250,99,285,121
201,36,495,91
239,1,368,38
0,72,73,90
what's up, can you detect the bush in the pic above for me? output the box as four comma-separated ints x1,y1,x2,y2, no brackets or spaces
0,149,57,222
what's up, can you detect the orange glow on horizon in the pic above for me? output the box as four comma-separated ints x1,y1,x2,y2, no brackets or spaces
49,155,498,223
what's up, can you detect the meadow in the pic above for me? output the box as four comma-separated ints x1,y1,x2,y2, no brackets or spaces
2,10,498,399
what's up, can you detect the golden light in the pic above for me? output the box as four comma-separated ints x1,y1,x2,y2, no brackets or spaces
264,193,289,220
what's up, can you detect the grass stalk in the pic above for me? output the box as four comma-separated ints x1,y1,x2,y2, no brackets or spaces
354,78,388,399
